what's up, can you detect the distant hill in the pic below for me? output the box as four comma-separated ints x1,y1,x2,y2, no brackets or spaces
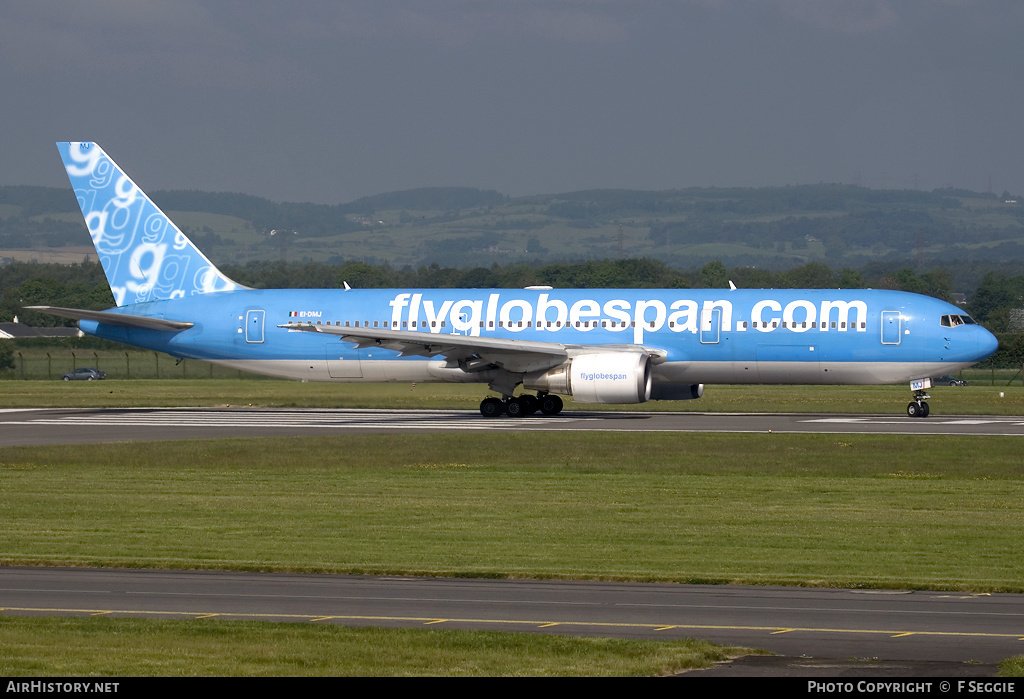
343,187,506,213
1,183,1021,271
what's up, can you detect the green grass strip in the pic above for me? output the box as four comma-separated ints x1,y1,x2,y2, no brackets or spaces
0,616,743,676
1,378,1022,414
2,432,1023,590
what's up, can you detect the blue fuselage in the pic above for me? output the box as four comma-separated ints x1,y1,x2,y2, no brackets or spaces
79,287,998,388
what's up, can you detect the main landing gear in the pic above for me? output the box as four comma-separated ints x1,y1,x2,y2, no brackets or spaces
479,393,564,418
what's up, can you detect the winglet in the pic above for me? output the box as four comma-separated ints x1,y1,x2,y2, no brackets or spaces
56,142,243,306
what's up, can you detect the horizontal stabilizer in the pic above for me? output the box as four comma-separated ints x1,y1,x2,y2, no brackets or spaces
26,306,194,332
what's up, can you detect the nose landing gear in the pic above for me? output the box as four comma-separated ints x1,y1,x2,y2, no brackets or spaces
907,378,932,418
907,393,930,418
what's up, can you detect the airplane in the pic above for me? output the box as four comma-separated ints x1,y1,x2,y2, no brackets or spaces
30,142,998,419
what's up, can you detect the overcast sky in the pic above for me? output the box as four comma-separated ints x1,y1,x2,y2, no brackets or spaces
2,1,1022,204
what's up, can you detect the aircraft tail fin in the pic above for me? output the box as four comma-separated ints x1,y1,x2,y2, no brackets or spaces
56,142,243,306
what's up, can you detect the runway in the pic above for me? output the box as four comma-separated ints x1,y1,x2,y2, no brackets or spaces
0,566,1020,668
2,407,1024,445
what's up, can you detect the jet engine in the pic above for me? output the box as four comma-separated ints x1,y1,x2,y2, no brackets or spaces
524,352,653,404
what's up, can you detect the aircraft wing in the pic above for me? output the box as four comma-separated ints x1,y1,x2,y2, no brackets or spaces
26,306,195,332
279,322,661,374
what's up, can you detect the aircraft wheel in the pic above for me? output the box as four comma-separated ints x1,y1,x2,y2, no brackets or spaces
480,397,505,418
505,397,529,418
907,402,922,418
521,395,539,416
920,401,930,417
540,395,563,416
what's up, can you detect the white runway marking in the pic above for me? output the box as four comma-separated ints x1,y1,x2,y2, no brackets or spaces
3,408,1024,438
804,417,1024,426
0,409,600,431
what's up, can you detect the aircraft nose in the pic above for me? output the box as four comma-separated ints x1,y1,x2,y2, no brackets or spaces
978,326,999,360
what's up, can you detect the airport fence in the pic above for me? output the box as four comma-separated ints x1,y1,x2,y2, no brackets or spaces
3,349,253,380
959,368,1024,387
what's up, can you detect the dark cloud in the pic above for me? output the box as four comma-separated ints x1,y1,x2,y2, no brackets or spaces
2,0,1022,203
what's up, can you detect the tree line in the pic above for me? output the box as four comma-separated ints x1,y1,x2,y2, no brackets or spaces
0,257,989,321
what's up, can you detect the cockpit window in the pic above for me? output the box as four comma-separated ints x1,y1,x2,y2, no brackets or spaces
940,314,977,327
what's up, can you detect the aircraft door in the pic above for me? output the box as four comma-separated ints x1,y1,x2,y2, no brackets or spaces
881,311,901,345
245,309,265,343
700,307,721,344
326,346,363,378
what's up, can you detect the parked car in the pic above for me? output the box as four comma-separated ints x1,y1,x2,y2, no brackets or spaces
61,367,106,381
934,375,967,386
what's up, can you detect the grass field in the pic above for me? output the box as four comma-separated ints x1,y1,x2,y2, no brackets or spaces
0,376,1022,415
0,616,747,676
3,432,1023,589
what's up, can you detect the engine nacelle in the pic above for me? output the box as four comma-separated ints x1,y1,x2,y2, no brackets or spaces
524,352,652,404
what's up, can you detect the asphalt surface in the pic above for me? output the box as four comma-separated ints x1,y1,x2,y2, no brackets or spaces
2,406,1024,445
0,567,1016,676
